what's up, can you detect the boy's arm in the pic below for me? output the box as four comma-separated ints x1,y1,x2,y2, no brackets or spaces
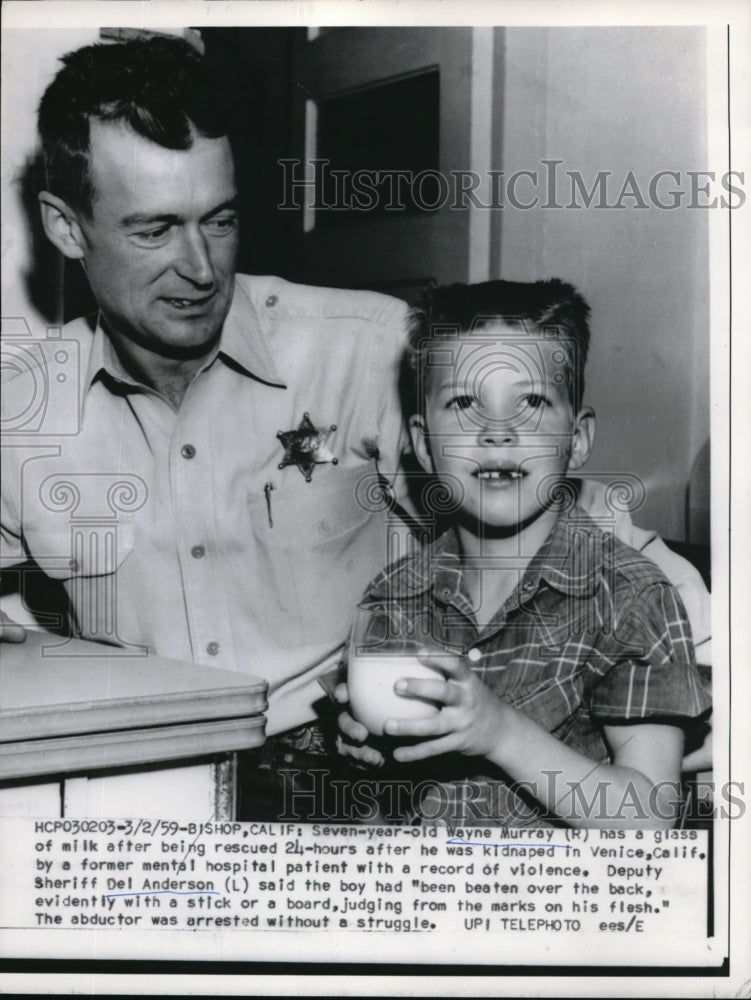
488,712,684,829
577,479,712,773
385,653,684,829
387,577,707,828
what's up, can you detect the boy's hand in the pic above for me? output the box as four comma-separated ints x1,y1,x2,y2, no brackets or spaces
334,682,386,767
384,649,507,763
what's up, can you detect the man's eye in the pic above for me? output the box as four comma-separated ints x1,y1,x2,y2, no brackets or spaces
445,394,477,411
133,226,171,244
206,215,237,235
523,393,548,409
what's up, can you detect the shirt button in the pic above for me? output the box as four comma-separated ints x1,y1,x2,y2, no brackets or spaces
467,648,482,663
441,587,452,597
191,545,205,559
265,294,278,308
181,444,196,459
206,641,220,656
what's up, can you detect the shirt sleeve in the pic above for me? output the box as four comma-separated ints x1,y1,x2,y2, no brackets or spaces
371,298,411,498
576,477,711,664
629,532,711,665
367,298,424,537
590,581,712,724
0,454,26,569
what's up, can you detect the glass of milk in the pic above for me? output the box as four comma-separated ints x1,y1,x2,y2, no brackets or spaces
346,609,450,737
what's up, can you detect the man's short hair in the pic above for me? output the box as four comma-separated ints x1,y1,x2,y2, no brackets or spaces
38,36,230,217
407,278,592,412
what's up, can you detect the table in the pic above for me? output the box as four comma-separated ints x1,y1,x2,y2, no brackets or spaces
0,632,267,820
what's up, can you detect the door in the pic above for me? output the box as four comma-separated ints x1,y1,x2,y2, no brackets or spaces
283,27,495,301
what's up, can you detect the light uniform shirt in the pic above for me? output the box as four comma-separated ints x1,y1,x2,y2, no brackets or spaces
1,276,711,734
1,275,409,734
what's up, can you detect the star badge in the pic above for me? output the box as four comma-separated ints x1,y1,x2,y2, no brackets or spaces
277,412,339,482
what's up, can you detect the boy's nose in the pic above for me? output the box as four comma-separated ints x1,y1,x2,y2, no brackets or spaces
477,419,518,446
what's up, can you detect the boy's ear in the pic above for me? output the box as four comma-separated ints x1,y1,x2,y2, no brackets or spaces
38,191,88,261
408,414,435,475
567,405,595,472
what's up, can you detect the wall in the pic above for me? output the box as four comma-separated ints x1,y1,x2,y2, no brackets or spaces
496,27,710,542
1,28,101,334
1,26,711,542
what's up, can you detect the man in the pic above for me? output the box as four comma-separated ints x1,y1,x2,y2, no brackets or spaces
1,37,409,814
1,38,710,817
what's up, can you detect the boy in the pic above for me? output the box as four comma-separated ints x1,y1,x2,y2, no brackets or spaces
337,279,710,828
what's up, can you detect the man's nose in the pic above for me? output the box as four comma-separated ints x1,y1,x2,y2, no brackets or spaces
174,228,215,286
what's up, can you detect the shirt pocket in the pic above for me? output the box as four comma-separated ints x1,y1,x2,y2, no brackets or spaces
23,519,135,581
247,466,387,649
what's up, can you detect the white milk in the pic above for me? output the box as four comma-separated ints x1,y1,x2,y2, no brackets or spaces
348,654,445,736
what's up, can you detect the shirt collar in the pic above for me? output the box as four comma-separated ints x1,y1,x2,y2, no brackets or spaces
83,276,287,397
364,529,462,604
364,500,601,605
83,318,139,393
215,278,286,387
523,505,602,598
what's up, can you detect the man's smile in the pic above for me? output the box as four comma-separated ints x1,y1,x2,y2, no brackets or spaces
161,291,217,311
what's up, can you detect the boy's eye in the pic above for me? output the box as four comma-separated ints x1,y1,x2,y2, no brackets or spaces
522,393,549,409
445,394,477,411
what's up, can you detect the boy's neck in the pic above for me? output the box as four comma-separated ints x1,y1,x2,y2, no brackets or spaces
455,504,562,619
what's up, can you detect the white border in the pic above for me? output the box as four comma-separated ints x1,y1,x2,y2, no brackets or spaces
1,0,749,996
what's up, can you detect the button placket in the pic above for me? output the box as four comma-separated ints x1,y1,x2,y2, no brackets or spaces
173,412,224,664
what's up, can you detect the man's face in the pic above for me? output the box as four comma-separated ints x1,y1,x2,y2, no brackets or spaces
76,121,238,357
410,325,592,532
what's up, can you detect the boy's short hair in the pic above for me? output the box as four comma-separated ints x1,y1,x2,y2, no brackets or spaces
408,279,591,411
38,36,230,218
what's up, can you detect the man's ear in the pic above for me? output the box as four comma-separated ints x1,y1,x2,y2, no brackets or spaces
38,191,87,261
567,405,595,472
408,414,435,475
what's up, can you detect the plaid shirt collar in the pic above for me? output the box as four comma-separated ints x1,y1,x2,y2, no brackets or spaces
365,502,602,609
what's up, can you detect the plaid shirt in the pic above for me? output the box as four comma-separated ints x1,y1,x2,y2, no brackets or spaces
357,505,711,826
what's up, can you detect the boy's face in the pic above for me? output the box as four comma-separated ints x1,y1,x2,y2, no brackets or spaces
409,324,594,533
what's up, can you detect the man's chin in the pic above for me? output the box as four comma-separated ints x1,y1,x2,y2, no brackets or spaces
101,309,228,365
152,303,230,358
156,325,223,360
